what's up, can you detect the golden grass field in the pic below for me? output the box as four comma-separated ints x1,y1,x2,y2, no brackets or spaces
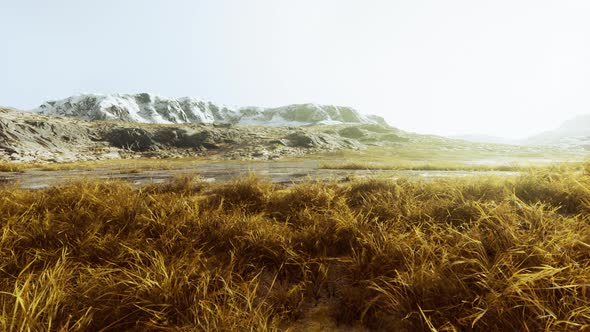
0,158,191,173
1,165,590,331
319,160,586,172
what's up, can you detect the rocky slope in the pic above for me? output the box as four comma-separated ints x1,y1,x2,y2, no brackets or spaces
0,107,405,163
35,93,387,127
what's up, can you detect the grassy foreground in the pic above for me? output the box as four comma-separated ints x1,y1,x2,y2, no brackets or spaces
1,171,590,331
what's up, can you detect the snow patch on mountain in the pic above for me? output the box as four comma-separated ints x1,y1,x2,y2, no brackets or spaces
35,93,238,125
34,93,386,127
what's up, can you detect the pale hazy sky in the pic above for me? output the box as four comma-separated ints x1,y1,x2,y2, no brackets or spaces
2,0,590,138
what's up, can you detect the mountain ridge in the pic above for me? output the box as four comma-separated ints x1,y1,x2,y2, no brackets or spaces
35,93,387,127
444,114,590,151
525,114,590,142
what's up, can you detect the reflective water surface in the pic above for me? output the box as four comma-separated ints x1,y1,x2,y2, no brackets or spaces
0,160,521,189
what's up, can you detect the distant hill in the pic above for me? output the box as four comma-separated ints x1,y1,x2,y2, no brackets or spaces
448,115,590,151
524,114,590,150
34,93,387,127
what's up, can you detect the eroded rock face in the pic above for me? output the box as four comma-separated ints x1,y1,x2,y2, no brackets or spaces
105,128,155,151
283,131,364,150
284,132,325,148
0,108,97,162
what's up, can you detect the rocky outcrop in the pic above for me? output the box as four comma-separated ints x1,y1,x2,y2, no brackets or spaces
0,108,98,162
283,131,363,149
0,107,408,163
104,128,155,152
100,126,242,152
338,127,366,139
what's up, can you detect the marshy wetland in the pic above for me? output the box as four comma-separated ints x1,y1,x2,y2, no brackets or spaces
0,140,584,189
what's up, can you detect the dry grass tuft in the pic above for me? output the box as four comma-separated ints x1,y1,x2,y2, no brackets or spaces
0,162,29,172
0,169,590,330
319,161,585,173
0,158,201,173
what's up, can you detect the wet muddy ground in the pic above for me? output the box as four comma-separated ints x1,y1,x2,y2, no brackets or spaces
0,160,521,189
